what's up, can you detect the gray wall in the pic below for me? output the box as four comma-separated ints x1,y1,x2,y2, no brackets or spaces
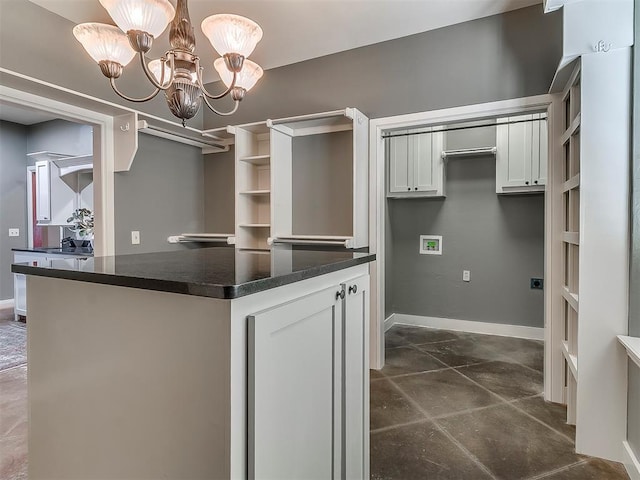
0,121,28,300
27,120,93,158
114,135,205,254
292,131,353,236
387,124,544,327
204,149,235,234
627,0,640,460
204,5,561,128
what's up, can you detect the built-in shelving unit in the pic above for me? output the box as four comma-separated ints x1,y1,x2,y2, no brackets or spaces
235,121,272,250
560,62,581,426
268,108,369,248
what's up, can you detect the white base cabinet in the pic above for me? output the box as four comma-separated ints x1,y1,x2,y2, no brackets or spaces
248,273,369,479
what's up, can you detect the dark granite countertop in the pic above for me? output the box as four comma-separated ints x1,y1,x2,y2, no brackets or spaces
13,247,94,257
11,247,375,299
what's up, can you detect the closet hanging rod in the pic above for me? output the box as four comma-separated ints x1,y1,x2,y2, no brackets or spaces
138,121,228,151
167,234,235,244
382,114,547,139
268,236,353,248
441,147,497,159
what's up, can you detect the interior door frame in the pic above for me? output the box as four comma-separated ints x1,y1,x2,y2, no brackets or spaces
0,86,116,256
368,94,562,402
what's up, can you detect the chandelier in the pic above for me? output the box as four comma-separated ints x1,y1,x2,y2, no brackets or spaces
73,0,264,126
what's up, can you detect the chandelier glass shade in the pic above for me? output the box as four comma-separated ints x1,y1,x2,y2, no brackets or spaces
73,0,264,125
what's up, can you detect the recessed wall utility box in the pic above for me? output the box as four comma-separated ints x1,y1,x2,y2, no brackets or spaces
419,235,442,255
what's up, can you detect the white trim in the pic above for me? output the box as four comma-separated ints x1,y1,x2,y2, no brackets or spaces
624,441,640,480
388,313,545,341
26,166,35,248
384,314,395,332
0,299,15,309
369,95,553,374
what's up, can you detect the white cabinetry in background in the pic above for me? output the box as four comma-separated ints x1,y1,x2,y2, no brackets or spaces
34,160,51,222
388,128,445,197
248,273,369,479
496,113,547,194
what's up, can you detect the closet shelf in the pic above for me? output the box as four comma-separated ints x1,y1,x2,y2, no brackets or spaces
617,336,640,368
561,341,578,378
562,286,579,312
167,233,235,244
240,154,270,165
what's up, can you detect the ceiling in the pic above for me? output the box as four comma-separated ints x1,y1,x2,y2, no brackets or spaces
0,103,60,125
28,0,540,82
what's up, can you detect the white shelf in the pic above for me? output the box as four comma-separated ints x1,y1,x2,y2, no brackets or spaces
617,336,640,368
239,190,270,195
561,340,578,379
240,154,270,166
562,286,579,312
239,224,271,228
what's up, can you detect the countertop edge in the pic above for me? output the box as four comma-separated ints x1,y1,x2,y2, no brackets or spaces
11,253,375,300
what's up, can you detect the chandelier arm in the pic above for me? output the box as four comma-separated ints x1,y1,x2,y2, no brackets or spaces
195,57,237,100
139,52,175,90
109,77,163,103
201,95,240,116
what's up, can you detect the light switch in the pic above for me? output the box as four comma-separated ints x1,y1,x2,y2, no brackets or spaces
463,270,471,282
8,228,19,237
131,231,140,245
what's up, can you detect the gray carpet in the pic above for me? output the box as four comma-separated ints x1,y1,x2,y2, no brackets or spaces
0,317,26,371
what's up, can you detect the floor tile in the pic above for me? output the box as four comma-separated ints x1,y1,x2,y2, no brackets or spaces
0,366,27,438
457,360,543,400
539,458,629,479
381,346,447,378
385,327,411,349
477,334,544,372
371,421,493,480
370,368,385,380
437,403,583,480
370,379,425,431
392,325,461,346
511,396,576,442
415,337,498,367
392,369,501,417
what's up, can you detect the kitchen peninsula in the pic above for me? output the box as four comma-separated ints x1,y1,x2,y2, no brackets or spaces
12,246,374,479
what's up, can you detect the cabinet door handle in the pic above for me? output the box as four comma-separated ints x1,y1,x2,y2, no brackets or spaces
414,187,418,190
525,181,529,185
534,180,538,184
348,285,358,295
407,187,411,191
336,289,345,300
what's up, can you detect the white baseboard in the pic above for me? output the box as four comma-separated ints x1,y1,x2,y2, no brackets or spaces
624,441,640,480
388,313,545,341
384,314,396,332
0,298,15,310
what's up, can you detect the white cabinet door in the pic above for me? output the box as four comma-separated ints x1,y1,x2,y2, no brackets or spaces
412,132,436,192
248,285,343,480
532,116,548,186
35,160,51,222
388,133,412,193
498,114,533,188
342,274,370,480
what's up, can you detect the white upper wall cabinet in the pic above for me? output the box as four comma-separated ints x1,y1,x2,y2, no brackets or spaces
387,128,445,198
496,114,547,194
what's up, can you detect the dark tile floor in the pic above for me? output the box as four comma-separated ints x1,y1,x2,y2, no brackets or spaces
0,314,630,480
371,324,630,480
0,309,27,480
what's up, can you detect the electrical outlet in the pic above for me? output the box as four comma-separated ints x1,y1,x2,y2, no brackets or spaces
531,278,544,290
8,228,19,237
463,270,471,282
131,231,140,245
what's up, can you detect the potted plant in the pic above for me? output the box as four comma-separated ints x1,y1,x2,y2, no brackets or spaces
67,208,94,248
